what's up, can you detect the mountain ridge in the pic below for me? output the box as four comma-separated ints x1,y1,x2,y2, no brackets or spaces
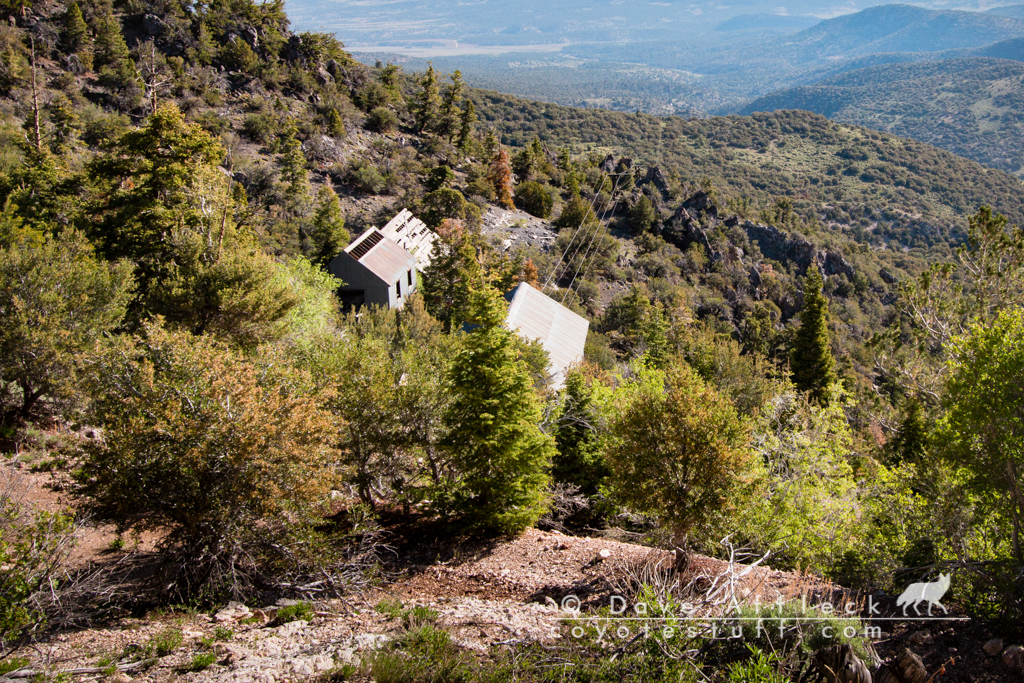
741,56,1024,175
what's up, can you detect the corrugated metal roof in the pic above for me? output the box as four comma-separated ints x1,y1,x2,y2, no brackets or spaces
380,209,437,268
344,228,415,283
505,283,589,389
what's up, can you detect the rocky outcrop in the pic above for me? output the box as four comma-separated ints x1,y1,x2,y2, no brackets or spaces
743,221,854,278
639,165,671,201
681,190,718,218
661,205,717,258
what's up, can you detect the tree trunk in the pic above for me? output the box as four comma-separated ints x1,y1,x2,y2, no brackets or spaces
20,381,43,418
673,526,690,573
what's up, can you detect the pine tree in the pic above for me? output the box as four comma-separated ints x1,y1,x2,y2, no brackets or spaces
379,62,403,105
327,109,345,138
790,267,838,402
441,289,554,533
488,148,514,209
280,128,310,204
523,258,539,289
93,13,130,70
420,219,480,331
553,370,609,497
308,185,349,267
62,1,92,69
438,70,464,141
413,63,441,134
456,99,476,153
48,94,80,154
885,396,929,465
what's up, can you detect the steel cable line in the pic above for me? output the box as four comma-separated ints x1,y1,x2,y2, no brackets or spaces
540,174,609,294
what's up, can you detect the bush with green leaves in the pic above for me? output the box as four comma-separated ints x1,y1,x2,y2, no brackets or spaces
605,360,751,555
0,478,76,656
940,307,1024,563
348,160,387,194
365,107,398,133
515,180,553,218
0,222,133,417
363,624,471,683
726,645,787,683
273,602,314,625
73,323,341,600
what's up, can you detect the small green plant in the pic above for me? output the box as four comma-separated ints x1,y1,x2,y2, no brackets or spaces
727,645,788,683
274,602,314,624
108,536,125,551
402,605,439,628
213,626,234,641
364,624,471,683
0,657,29,675
181,652,217,672
315,664,358,681
145,629,183,658
375,597,403,620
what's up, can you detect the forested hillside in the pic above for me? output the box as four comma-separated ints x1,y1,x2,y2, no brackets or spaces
743,57,1024,176
1,0,1024,679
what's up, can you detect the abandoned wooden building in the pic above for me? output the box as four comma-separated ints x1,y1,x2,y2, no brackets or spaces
328,228,418,310
380,208,437,270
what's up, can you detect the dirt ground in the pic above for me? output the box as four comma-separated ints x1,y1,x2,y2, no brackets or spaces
2,457,1023,683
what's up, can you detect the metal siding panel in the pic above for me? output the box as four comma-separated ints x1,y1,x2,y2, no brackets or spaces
359,239,416,284
505,283,589,388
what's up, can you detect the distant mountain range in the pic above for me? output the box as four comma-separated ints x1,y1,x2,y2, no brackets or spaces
988,4,1024,19
784,4,1024,58
345,3,1024,119
742,57,1024,175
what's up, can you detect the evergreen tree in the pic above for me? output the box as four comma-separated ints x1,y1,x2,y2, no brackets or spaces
61,1,92,69
93,13,142,108
420,219,480,331
554,194,597,230
93,13,130,70
456,99,476,153
0,226,134,416
606,361,750,561
378,62,403,105
488,148,514,209
280,127,310,204
88,106,298,342
47,94,80,155
327,109,345,138
413,63,441,134
790,267,838,402
885,396,929,465
307,184,349,267
601,286,668,366
512,147,534,183
438,70,463,141
553,370,609,497
441,289,554,533
629,195,656,234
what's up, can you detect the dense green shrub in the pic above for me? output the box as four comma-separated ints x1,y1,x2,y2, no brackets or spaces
365,107,397,133
515,180,553,218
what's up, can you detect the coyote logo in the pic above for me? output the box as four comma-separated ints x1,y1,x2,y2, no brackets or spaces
897,572,950,616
